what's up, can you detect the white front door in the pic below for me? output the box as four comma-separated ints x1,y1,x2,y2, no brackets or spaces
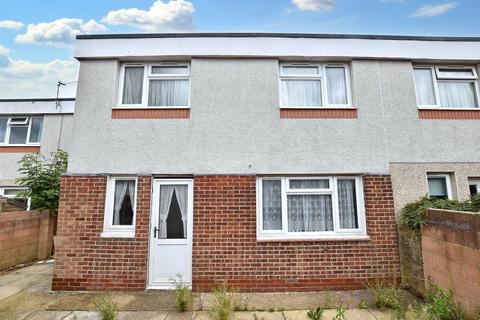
148,179,193,289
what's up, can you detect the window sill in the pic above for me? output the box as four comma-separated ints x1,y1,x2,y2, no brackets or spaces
112,108,190,119
0,145,40,153
280,107,358,119
101,231,135,238
257,234,370,242
418,108,480,119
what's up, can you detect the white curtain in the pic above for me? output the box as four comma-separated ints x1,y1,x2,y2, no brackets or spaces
262,180,282,230
326,67,347,104
148,80,189,106
113,181,128,225
281,80,321,107
337,179,358,229
287,194,333,232
174,185,188,238
158,185,175,238
414,69,436,106
122,67,144,104
438,82,477,108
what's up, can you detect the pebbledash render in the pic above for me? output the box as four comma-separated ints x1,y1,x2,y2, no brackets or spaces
52,33,480,292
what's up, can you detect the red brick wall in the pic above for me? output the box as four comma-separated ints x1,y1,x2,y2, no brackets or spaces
52,175,151,291
192,175,400,292
422,209,480,315
53,174,399,292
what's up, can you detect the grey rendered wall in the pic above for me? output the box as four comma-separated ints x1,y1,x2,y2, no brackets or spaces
0,114,73,185
68,59,390,175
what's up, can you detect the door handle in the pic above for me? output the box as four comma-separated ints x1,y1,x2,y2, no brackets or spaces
154,227,158,238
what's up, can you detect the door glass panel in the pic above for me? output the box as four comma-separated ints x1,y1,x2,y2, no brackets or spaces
158,185,188,239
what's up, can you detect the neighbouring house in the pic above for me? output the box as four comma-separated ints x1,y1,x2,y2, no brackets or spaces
52,33,480,292
0,98,75,199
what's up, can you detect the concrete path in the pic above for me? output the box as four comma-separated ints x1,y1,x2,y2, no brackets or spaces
0,262,395,320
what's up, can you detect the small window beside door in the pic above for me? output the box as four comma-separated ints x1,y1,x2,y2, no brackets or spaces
102,176,137,238
427,174,452,200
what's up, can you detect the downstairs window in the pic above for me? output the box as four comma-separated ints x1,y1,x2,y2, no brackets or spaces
257,176,367,240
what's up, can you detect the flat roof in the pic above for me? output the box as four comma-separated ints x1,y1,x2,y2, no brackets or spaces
76,32,480,42
0,98,75,102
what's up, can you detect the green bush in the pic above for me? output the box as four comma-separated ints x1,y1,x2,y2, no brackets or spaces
357,298,369,309
94,292,118,320
423,284,465,320
173,276,193,311
211,283,236,320
367,279,401,310
400,195,480,231
333,305,347,320
307,307,324,320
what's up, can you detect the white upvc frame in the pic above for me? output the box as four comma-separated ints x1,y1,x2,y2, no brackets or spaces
413,64,480,110
102,176,138,238
279,62,353,109
468,178,480,196
117,62,191,109
0,186,27,198
0,116,43,146
426,173,453,200
256,176,367,241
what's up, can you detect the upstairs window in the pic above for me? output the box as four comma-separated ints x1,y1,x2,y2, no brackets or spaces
279,63,352,108
0,116,43,145
427,173,452,200
119,63,190,108
414,65,479,109
257,176,366,240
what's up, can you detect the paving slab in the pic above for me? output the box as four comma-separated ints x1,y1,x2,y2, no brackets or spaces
24,310,72,320
194,311,212,320
165,311,195,320
63,311,99,319
119,311,168,320
368,309,392,320
235,311,284,320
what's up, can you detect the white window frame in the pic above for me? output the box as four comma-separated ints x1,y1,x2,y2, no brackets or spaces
279,62,353,109
102,176,138,238
0,116,43,146
117,62,191,109
427,173,453,200
256,176,367,241
0,186,27,198
413,65,480,110
468,178,480,196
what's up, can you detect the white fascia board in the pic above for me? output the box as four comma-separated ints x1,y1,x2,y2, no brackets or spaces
75,37,480,62
0,100,75,115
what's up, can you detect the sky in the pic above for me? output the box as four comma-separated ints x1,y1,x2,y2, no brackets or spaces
0,0,479,99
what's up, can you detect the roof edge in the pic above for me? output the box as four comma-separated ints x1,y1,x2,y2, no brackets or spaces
76,32,480,42
0,98,75,102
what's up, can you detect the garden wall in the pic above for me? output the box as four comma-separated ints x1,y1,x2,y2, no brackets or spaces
0,209,53,270
422,208,480,315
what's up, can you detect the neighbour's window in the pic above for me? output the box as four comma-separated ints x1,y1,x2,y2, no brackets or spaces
0,187,27,198
257,176,366,240
0,116,43,145
102,176,137,238
427,174,452,200
413,65,479,109
119,63,190,108
279,63,351,108
469,178,480,197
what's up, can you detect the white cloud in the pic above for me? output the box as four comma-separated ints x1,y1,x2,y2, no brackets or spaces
102,0,195,32
15,18,106,47
0,46,78,98
411,2,458,17
292,0,336,11
0,20,25,30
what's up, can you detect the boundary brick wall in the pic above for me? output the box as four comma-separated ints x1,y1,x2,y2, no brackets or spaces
52,175,151,291
0,209,53,270
53,174,400,291
422,209,480,315
192,175,400,292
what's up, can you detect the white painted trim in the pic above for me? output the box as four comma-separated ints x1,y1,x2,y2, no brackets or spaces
427,173,453,200
0,100,75,115
75,37,480,61
256,176,367,241
147,178,194,289
102,176,138,238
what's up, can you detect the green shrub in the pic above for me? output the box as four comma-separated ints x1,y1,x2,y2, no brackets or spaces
173,276,193,312
94,292,118,320
400,195,480,231
211,283,236,320
333,305,347,320
357,298,368,309
367,279,401,310
423,284,465,320
307,307,324,320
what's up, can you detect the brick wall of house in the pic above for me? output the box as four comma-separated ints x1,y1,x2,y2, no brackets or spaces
192,175,400,292
53,174,400,291
52,175,152,291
